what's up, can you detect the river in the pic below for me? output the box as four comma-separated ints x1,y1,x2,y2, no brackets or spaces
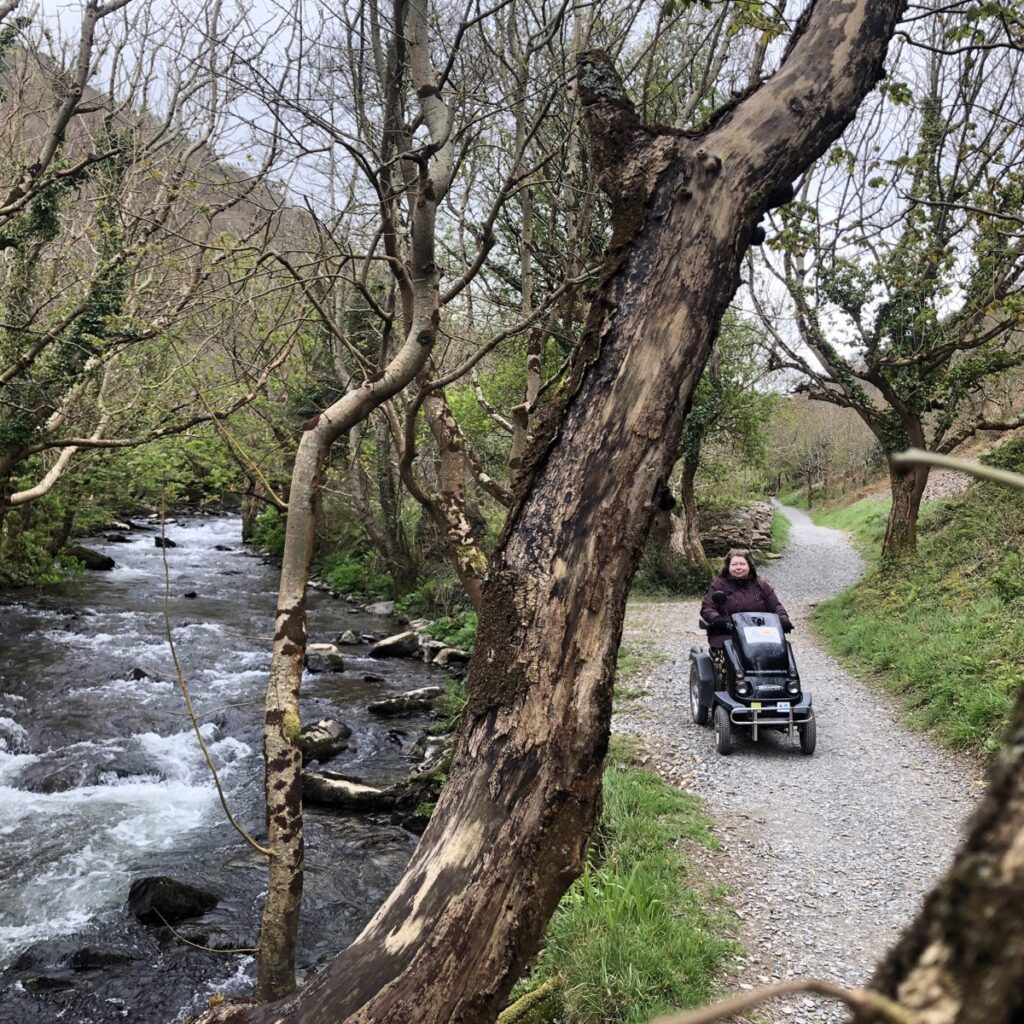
0,515,439,1023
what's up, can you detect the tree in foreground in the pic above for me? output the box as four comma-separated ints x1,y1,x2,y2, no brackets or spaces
199,0,905,1020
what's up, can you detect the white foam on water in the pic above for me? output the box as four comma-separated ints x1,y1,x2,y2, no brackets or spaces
0,752,39,795
0,716,29,753
0,728,254,968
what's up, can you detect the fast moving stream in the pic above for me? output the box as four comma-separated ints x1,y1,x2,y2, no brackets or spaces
0,516,440,1023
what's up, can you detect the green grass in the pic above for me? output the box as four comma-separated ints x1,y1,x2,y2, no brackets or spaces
775,488,808,509
770,509,791,554
810,497,892,558
811,437,1024,754
515,743,736,1024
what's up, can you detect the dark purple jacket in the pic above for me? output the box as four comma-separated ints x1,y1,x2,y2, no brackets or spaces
700,575,790,648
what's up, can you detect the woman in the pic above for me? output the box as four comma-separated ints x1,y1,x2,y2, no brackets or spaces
700,548,792,648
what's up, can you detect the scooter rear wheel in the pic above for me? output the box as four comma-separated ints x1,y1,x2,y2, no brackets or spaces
689,663,710,726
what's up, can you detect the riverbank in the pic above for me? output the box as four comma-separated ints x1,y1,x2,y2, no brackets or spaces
0,515,443,1023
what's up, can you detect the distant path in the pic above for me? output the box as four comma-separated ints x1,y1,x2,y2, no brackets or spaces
616,505,981,1023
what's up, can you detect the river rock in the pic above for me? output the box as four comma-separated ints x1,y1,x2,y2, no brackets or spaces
67,545,115,571
364,600,396,616
336,629,359,645
104,533,131,543
68,946,139,971
183,591,198,599
433,646,470,667
303,771,393,811
127,876,219,925
154,537,177,549
406,618,432,631
369,631,419,658
368,685,444,716
299,719,352,764
305,643,345,673
214,544,233,551
420,639,447,662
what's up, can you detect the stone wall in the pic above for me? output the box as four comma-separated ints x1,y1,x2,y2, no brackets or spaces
699,501,774,557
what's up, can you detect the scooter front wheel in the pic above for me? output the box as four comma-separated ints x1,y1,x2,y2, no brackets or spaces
714,704,733,755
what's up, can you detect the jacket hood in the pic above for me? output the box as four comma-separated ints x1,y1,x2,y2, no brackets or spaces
719,548,758,579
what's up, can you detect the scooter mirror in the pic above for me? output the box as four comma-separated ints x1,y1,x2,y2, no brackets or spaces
712,591,727,609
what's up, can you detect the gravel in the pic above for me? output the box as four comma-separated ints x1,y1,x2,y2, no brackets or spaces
615,505,983,1023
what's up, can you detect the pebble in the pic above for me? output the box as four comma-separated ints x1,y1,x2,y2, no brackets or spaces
615,504,980,1023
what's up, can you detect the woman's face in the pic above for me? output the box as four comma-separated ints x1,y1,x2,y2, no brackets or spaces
728,556,750,579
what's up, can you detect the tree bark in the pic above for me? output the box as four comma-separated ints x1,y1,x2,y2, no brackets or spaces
865,695,1024,1023
678,457,710,569
207,1,903,1019
882,457,929,561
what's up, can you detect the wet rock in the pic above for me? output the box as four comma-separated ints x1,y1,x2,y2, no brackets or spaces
23,973,75,992
303,771,393,812
368,631,419,658
362,673,385,683
359,633,377,644
128,667,150,681
127,876,219,925
104,533,131,543
406,618,432,631
420,639,447,662
364,600,396,616
68,946,139,971
154,537,177,549
67,545,115,571
336,630,359,645
305,643,345,674
433,647,470,667
182,591,198,599
299,719,352,765
368,685,444,716
214,544,234,551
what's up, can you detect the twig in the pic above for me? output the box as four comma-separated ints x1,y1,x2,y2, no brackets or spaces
892,447,1024,492
159,506,273,858
649,979,915,1024
156,909,258,955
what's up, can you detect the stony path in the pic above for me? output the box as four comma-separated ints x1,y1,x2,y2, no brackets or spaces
615,505,983,1023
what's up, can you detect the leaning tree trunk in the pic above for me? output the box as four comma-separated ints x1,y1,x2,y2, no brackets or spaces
882,456,929,561
203,2,902,1020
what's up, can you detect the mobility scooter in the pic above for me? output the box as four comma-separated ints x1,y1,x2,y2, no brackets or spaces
689,591,816,755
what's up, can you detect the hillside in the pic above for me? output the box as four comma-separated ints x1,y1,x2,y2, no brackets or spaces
812,433,1024,753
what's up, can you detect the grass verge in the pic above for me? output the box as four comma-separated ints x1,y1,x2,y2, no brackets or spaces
509,741,736,1024
770,509,791,554
811,437,1024,754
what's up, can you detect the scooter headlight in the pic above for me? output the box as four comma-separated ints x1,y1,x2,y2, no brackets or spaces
786,679,799,695
736,679,752,697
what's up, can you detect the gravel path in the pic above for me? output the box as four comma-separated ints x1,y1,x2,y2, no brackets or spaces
615,505,983,1023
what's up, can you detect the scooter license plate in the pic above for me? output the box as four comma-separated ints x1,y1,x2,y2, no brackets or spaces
777,702,790,710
